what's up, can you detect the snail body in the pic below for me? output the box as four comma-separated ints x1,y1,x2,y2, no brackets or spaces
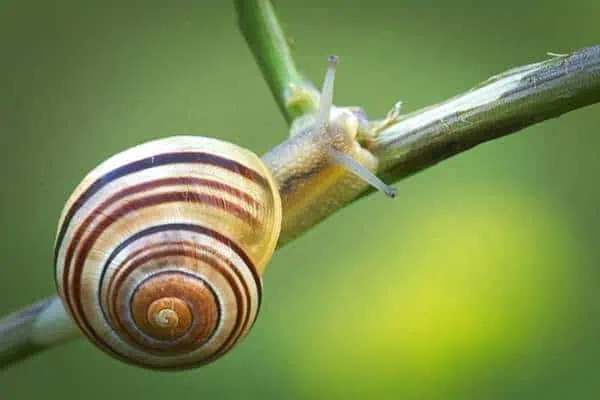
53,56,395,370
264,105,383,244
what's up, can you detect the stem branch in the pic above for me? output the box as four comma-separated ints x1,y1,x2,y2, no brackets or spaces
234,0,319,123
1,0,599,371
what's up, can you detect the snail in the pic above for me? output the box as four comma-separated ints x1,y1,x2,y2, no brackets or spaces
53,56,396,370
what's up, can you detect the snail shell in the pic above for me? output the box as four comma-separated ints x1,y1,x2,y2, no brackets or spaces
53,135,282,370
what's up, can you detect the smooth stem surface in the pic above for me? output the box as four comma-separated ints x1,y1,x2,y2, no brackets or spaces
0,296,79,367
234,0,318,123
370,46,600,186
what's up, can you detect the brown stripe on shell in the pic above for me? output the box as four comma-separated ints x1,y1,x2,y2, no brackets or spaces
54,151,271,265
62,185,260,330
101,241,254,358
103,241,198,304
122,270,220,354
99,177,263,213
62,192,258,354
106,248,249,356
59,176,253,320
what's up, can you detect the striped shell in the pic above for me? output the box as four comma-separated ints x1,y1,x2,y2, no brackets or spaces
53,136,282,370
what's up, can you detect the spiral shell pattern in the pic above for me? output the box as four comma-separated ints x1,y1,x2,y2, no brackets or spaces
53,136,282,370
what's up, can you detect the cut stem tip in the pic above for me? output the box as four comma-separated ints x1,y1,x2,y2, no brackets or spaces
328,55,339,67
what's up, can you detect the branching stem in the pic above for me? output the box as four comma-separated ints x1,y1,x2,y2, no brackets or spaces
234,0,319,123
0,0,599,370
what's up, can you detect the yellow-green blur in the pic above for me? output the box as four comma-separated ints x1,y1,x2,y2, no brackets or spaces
0,0,599,398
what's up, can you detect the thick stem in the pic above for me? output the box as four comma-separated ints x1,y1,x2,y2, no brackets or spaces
1,2,599,372
370,46,600,186
0,296,79,367
266,46,600,246
234,0,319,123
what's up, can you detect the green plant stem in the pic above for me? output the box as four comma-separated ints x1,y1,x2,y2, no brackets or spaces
234,0,319,123
268,45,600,245
0,1,599,371
0,297,79,367
370,46,600,187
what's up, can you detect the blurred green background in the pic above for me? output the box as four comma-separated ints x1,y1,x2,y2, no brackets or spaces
1,0,599,398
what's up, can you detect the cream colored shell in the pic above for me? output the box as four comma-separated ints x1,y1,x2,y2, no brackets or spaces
53,135,281,370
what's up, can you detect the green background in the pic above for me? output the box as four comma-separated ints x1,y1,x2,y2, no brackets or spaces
1,0,599,398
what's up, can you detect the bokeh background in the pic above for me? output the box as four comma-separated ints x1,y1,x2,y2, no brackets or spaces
1,0,599,398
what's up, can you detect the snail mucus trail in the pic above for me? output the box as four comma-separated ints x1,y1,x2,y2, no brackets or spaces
53,55,396,370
